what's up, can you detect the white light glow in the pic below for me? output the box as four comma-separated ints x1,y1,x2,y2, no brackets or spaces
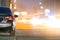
29,17,45,26
45,19,60,28
40,6,43,9
29,17,38,25
45,9,50,13
45,9,50,16
20,19,27,23
14,6,16,9
14,11,20,15
48,15,56,20
39,2,42,5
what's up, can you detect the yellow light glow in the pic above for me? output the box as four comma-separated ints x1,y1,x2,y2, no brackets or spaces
14,6,16,9
10,3,12,10
39,2,42,5
20,11,27,16
28,15,60,29
19,19,27,23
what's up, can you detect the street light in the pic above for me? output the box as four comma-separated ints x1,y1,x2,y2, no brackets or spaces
39,2,42,5
14,5,16,9
14,0,16,10
40,6,43,9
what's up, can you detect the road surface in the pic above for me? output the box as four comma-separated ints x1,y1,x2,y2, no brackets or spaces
0,36,15,40
16,29,60,40
0,29,60,40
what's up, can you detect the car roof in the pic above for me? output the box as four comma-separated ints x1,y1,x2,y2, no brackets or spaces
0,6,12,15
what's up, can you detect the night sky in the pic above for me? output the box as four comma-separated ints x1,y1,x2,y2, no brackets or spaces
16,0,60,14
16,0,42,13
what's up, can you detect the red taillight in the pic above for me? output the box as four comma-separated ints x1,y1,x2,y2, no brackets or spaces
5,16,13,20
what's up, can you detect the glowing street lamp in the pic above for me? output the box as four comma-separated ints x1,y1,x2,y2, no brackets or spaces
39,2,42,5
14,6,16,9
14,0,16,10
40,6,43,9
39,2,44,10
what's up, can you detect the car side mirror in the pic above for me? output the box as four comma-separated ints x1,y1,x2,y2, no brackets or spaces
14,15,18,18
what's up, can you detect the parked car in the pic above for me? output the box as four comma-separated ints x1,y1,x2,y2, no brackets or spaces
0,6,17,36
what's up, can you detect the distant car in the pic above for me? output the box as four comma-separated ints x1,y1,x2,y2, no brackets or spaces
0,6,17,36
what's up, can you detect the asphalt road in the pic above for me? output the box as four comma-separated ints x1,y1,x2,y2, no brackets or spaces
0,29,60,40
16,36,60,40
0,36,15,40
16,29,60,40
0,33,15,40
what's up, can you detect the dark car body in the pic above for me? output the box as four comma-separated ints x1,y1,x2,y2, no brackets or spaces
0,6,15,36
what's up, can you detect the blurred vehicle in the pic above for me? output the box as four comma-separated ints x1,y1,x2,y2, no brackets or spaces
0,6,17,36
